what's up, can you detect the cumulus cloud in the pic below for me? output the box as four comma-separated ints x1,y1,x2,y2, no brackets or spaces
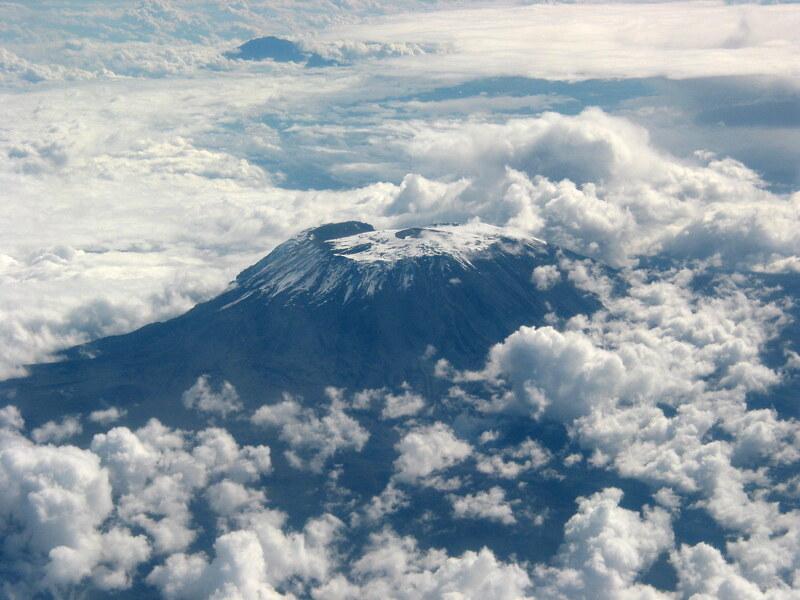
478,325,627,422
0,406,377,598
392,422,472,485
92,420,271,553
360,483,410,524
182,375,243,418
0,404,24,430
0,423,150,593
206,479,267,518
31,415,82,443
349,383,426,419
252,392,369,472
380,385,426,420
535,488,674,600
89,406,127,425
532,264,561,291
673,543,768,600
475,438,551,479
449,486,516,525
313,529,532,600
470,264,786,425
389,109,800,269
148,529,288,600
449,259,800,593
148,511,343,599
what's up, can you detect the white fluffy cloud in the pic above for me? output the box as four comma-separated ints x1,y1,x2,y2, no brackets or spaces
349,383,426,419
31,415,82,443
449,486,516,525
313,529,532,600
252,392,369,472
392,422,472,485
479,325,627,422
0,424,150,593
476,438,551,479
148,529,289,600
0,404,24,430
92,420,272,553
450,260,800,595
672,543,770,600
148,511,343,600
532,264,561,291
89,406,127,425
380,386,426,420
182,375,243,418
1,405,384,598
389,110,800,269
206,480,266,518
535,488,674,600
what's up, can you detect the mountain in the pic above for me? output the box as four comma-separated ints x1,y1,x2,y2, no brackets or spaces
1,221,602,429
0,222,694,598
225,36,341,67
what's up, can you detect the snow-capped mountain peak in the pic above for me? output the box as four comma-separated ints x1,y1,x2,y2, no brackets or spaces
328,222,543,266
232,221,548,303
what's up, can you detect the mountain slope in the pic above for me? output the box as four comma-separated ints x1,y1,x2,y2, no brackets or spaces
1,222,603,427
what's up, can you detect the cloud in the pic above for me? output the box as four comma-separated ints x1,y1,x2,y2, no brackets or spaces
91,420,272,553
535,488,674,600
672,543,768,600
314,529,532,600
147,530,289,600
532,264,561,291
360,483,409,525
0,423,150,593
389,109,800,268
453,260,800,571
89,406,127,425
0,405,24,430
206,480,267,518
349,383,426,419
324,3,800,81
31,415,82,443
149,511,343,599
449,486,516,525
251,392,369,472
182,375,243,418
392,422,472,485
478,325,627,422
475,438,551,479
381,385,426,420
0,408,366,597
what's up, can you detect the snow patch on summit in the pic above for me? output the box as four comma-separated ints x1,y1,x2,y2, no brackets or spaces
228,222,548,304
329,223,542,267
